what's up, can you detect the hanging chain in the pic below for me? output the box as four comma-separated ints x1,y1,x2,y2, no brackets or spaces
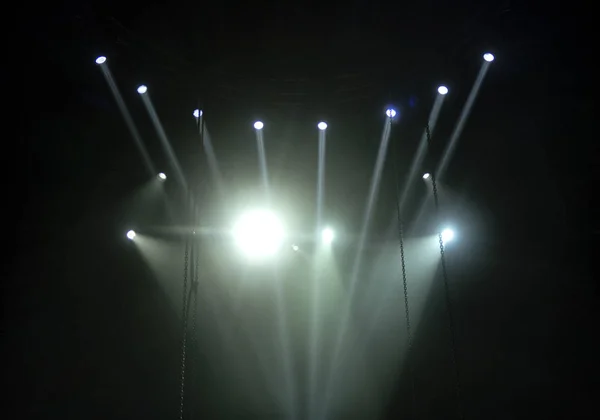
425,124,464,420
392,121,417,418
179,235,190,420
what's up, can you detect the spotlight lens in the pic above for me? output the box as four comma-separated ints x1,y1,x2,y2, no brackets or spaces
233,210,284,259
126,230,136,240
386,109,397,118
321,227,334,245
483,53,495,62
318,122,328,130
95,56,106,64
254,121,264,130
137,85,148,94
292,244,299,251
437,86,448,95
193,109,202,118
423,173,430,179
158,172,167,180
441,228,454,244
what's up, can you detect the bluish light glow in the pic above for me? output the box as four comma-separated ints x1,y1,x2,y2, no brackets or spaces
438,85,449,95
126,230,136,240
422,173,430,180
254,121,264,130
233,210,284,259
158,172,167,180
483,53,495,62
137,85,148,94
193,109,202,118
318,122,328,130
441,228,454,244
321,227,334,245
386,109,397,118
95,56,106,64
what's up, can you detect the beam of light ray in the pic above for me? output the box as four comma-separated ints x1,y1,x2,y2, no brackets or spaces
97,63,156,176
397,90,447,215
309,120,327,416
322,115,393,418
138,91,188,191
254,125,271,201
196,119,226,199
436,57,494,181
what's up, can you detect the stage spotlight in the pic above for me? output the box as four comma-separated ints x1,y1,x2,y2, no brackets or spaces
193,109,202,118
292,244,299,251
321,227,334,245
423,173,431,180
158,172,167,180
441,228,454,244
438,85,449,95
126,230,136,240
95,56,106,64
254,121,264,130
385,109,397,118
233,210,284,259
137,85,148,94
483,53,495,62
318,122,328,130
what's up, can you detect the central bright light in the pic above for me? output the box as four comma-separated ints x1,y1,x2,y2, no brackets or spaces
233,210,284,259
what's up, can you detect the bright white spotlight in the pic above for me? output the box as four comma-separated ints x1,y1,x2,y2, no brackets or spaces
437,85,449,95
318,122,328,130
158,172,167,180
193,109,202,118
385,109,397,118
441,228,454,244
483,53,495,62
95,56,106,64
233,210,284,259
137,85,148,94
254,121,264,130
126,230,136,240
292,244,299,251
321,227,334,245
422,173,430,180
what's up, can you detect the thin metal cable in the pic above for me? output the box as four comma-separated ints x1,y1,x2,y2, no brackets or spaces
425,124,464,420
392,125,417,418
179,234,190,420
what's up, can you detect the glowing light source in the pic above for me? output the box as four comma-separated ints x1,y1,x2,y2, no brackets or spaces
158,172,167,180
95,56,106,64
441,228,454,244
233,210,284,259
193,109,202,118
126,230,136,240
385,109,397,118
483,53,495,62
292,244,299,251
137,85,148,94
318,122,328,130
254,121,264,130
422,173,431,180
321,227,334,245
438,85,449,95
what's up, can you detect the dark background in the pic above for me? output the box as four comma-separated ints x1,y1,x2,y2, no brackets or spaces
7,1,596,419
